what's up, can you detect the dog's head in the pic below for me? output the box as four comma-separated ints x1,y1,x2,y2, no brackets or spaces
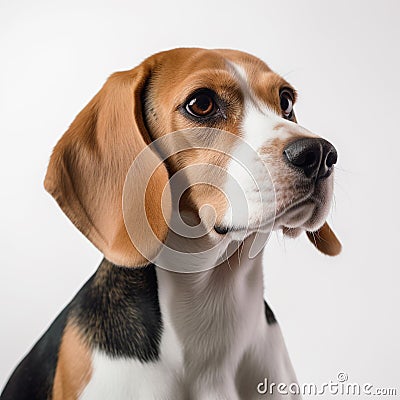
45,48,341,268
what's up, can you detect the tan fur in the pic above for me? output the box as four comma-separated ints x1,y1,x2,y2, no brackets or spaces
306,222,342,256
44,59,171,267
52,324,92,400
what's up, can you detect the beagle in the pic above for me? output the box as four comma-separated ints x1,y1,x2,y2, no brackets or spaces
1,48,341,400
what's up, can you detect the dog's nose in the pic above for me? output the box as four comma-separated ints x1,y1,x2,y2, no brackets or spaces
283,138,337,179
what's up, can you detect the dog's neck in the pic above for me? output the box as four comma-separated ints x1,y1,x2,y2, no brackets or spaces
156,238,267,337
155,234,268,337
156,234,265,296
154,236,271,396
83,239,277,398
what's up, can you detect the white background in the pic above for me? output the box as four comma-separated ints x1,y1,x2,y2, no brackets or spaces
1,0,399,395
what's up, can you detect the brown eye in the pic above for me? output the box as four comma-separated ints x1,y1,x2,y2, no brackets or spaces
185,92,216,117
280,89,294,118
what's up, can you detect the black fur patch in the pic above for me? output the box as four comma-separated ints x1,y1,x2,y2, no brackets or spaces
70,259,163,361
264,300,277,325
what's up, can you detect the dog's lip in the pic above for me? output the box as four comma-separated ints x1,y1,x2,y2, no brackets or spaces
214,225,231,235
214,223,260,235
214,224,255,235
214,217,275,235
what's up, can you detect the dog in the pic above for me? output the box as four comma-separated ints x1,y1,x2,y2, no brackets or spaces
1,48,341,400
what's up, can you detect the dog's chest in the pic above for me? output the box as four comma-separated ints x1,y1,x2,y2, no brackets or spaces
80,260,267,400
79,350,181,399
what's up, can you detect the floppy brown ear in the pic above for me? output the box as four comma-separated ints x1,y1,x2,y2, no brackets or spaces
44,61,171,267
306,222,342,256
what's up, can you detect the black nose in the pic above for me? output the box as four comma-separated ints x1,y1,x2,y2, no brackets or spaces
283,138,337,179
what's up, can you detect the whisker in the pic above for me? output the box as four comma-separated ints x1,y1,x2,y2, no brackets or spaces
226,248,232,271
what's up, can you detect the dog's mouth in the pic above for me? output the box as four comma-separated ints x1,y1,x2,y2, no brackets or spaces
214,180,333,237
213,201,314,236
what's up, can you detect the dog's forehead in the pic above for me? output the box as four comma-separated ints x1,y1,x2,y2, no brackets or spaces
149,48,289,103
152,48,271,73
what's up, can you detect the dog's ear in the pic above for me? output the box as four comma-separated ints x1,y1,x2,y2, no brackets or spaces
306,222,342,256
44,60,171,267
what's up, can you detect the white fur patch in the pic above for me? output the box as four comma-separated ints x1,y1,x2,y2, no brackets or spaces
221,62,317,234
79,321,184,400
222,64,283,232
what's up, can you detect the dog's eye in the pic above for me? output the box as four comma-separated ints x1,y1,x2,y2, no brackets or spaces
185,91,217,118
280,89,294,119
